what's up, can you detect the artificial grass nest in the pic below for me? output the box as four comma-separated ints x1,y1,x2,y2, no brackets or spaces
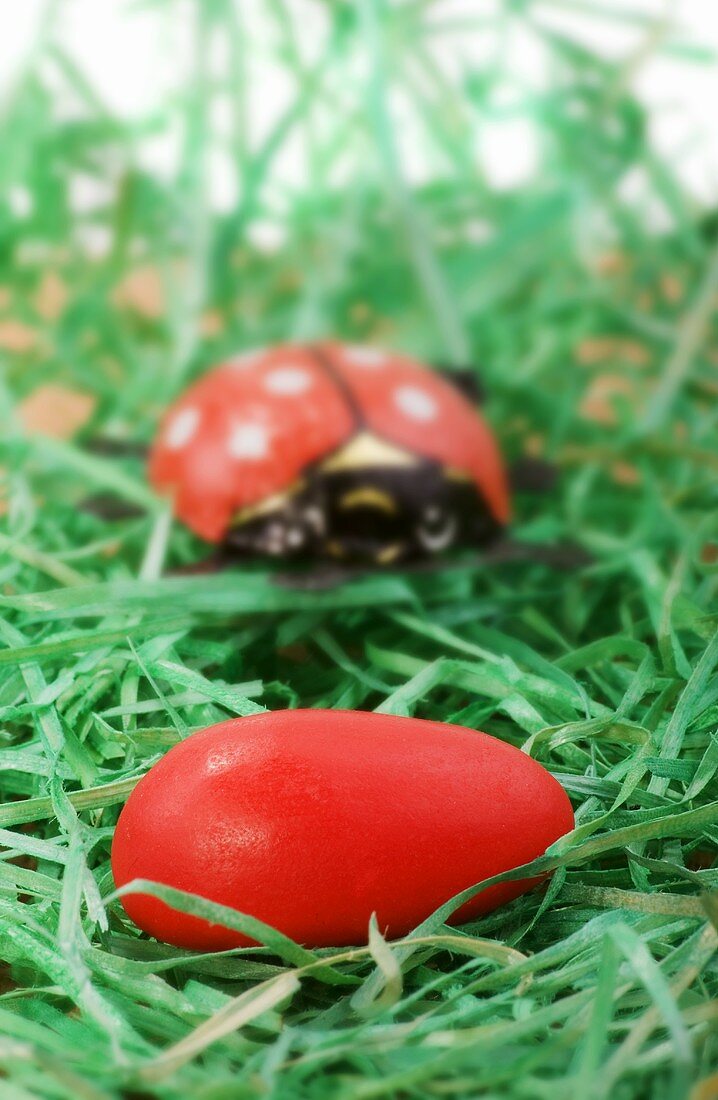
1,1,717,1097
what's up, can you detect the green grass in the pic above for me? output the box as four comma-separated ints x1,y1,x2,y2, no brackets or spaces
1,1,718,1096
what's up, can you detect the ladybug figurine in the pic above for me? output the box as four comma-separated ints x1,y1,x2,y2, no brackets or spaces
148,343,511,565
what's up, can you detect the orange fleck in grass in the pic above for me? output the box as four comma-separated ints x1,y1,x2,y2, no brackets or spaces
0,320,39,352
113,265,165,319
580,375,637,425
20,384,96,440
611,461,641,486
34,271,69,321
659,273,683,304
594,251,629,276
575,336,650,367
524,433,545,458
200,310,224,337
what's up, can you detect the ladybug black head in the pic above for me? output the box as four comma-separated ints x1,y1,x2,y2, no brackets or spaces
227,453,501,565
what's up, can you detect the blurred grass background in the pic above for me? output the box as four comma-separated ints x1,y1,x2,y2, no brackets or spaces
1,1,718,1097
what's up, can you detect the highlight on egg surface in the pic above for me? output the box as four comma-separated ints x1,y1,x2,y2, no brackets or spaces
111,710,574,950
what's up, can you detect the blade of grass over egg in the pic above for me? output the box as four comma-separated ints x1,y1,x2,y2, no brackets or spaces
107,880,355,985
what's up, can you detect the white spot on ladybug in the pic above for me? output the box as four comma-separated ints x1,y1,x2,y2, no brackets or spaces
165,407,200,450
394,385,438,423
228,423,269,460
346,345,386,368
264,367,312,396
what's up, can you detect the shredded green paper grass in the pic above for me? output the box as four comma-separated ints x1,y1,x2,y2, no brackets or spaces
1,1,717,1097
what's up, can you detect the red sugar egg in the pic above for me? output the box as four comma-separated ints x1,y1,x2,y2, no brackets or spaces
111,710,573,950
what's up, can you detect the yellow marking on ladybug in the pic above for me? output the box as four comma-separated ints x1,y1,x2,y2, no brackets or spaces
231,482,304,527
320,431,417,473
376,543,404,565
445,466,472,483
338,487,397,515
325,539,347,559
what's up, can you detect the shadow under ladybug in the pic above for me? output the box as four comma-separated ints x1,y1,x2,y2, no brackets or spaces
84,342,580,575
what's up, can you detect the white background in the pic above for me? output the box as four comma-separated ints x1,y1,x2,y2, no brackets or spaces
1,0,717,212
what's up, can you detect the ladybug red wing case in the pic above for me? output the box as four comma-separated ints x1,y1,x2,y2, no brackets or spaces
149,346,354,542
328,342,511,525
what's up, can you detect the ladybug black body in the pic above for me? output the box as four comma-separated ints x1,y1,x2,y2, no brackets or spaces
149,343,511,564
225,450,501,565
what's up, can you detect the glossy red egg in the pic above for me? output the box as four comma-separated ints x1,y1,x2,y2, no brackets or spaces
111,710,573,950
